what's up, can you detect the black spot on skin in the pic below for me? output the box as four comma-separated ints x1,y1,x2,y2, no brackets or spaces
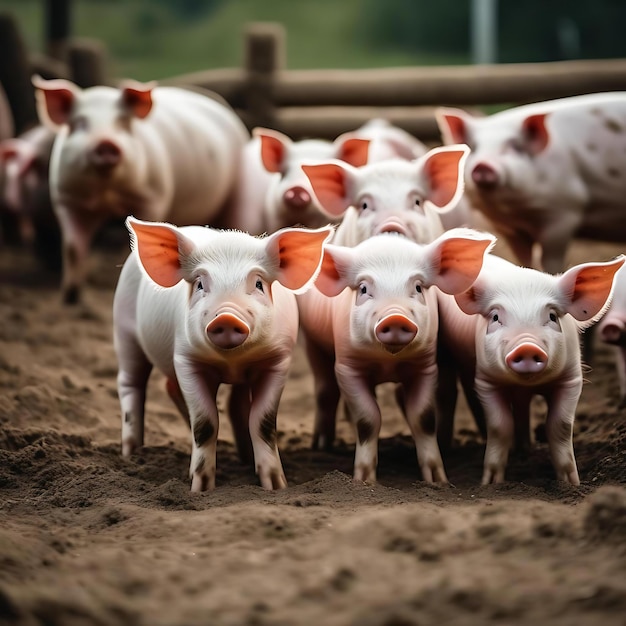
124,412,132,424
605,119,623,133
607,167,621,178
259,412,277,448
553,420,573,444
356,418,374,444
63,285,80,305
193,420,215,447
420,408,436,436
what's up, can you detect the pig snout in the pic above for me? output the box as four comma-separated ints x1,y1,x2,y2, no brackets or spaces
90,139,122,170
505,342,548,375
283,186,311,210
206,312,250,349
599,320,625,345
375,313,417,353
471,162,499,190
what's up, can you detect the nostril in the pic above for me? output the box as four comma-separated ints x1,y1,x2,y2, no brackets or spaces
471,162,499,188
92,140,121,167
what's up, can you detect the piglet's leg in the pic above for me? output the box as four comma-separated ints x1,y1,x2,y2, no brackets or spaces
335,363,381,484
402,368,448,484
477,380,514,484
545,381,581,486
176,359,220,492
55,206,106,304
228,384,254,465
616,346,626,409
249,362,290,490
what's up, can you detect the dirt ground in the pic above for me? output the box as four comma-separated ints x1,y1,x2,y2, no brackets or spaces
0,231,624,626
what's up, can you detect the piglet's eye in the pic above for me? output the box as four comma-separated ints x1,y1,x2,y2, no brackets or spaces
415,284,422,294
361,201,368,211
359,284,367,295
549,312,557,323
196,280,203,291
415,198,421,207
492,313,499,322
255,279,264,292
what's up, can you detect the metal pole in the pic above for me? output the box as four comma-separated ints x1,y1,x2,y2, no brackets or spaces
471,0,497,65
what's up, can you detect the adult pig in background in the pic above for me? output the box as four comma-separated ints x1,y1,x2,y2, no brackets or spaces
234,119,428,236
33,76,249,304
597,264,626,408
302,145,470,247
0,125,61,270
440,253,624,485
114,217,332,491
300,229,494,480
436,93,626,274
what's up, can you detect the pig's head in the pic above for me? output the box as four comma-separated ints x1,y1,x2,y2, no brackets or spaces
456,255,625,382
33,75,156,195
127,216,332,352
255,127,370,229
302,145,469,245
436,107,551,206
315,228,495,356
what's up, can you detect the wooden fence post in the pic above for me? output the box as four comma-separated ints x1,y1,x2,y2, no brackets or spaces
68,38,108,87
243,22,285,130
0,13,39,134
44,0,72,62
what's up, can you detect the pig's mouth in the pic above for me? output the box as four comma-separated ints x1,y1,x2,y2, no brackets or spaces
375,221,410,238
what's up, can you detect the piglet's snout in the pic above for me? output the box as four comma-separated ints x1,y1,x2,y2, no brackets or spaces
283,186,311,210
505,342,548,375
471,162,499,189
375,314,417,353
90,139,122,169
600,321,624,344
206,313,250,350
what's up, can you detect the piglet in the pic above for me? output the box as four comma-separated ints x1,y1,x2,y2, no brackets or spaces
33,76,249,304
113,217,332,491
298,228,495,481
597,265,626,408
0,125,61,269
445,253,624,485
302,145,470,247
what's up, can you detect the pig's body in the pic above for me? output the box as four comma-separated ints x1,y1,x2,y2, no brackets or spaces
34,77,249,303
597,265,626,408
297,229,494,479
0,125,61,269
302,145,470,247
437,93,626,274
439,253,624,485
114,217,331,491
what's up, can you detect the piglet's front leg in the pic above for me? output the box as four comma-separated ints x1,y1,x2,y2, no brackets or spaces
476,380,514,485
335,362,381,484
546,381,582,486
402,367,448,484
176,358,220,492
249,362,290,490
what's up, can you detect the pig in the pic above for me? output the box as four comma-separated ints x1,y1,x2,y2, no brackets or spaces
0,125,61,270
439,253,624,485
301,145,470,247
113,216,332,491
32,75,249,304
597,265,626,408
436,93,626,275
237,119,428,236
297,228,495,481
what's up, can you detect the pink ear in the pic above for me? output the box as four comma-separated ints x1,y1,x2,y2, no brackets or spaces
522,113,549,155
120,80,155,119
436,108,471,145
558,257,625,322
254,129,289,173
127,217,193,288
266,226,333,293
421,145,469,210
427,230,495,295
336,137,370,167
314,244,355,297
32,75,77,127
301,162,353,217
454,283,486,316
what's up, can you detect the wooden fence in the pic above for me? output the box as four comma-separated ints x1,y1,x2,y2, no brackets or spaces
2,17,626,141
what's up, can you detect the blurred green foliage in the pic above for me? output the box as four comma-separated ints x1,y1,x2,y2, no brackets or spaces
2,0,625,82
